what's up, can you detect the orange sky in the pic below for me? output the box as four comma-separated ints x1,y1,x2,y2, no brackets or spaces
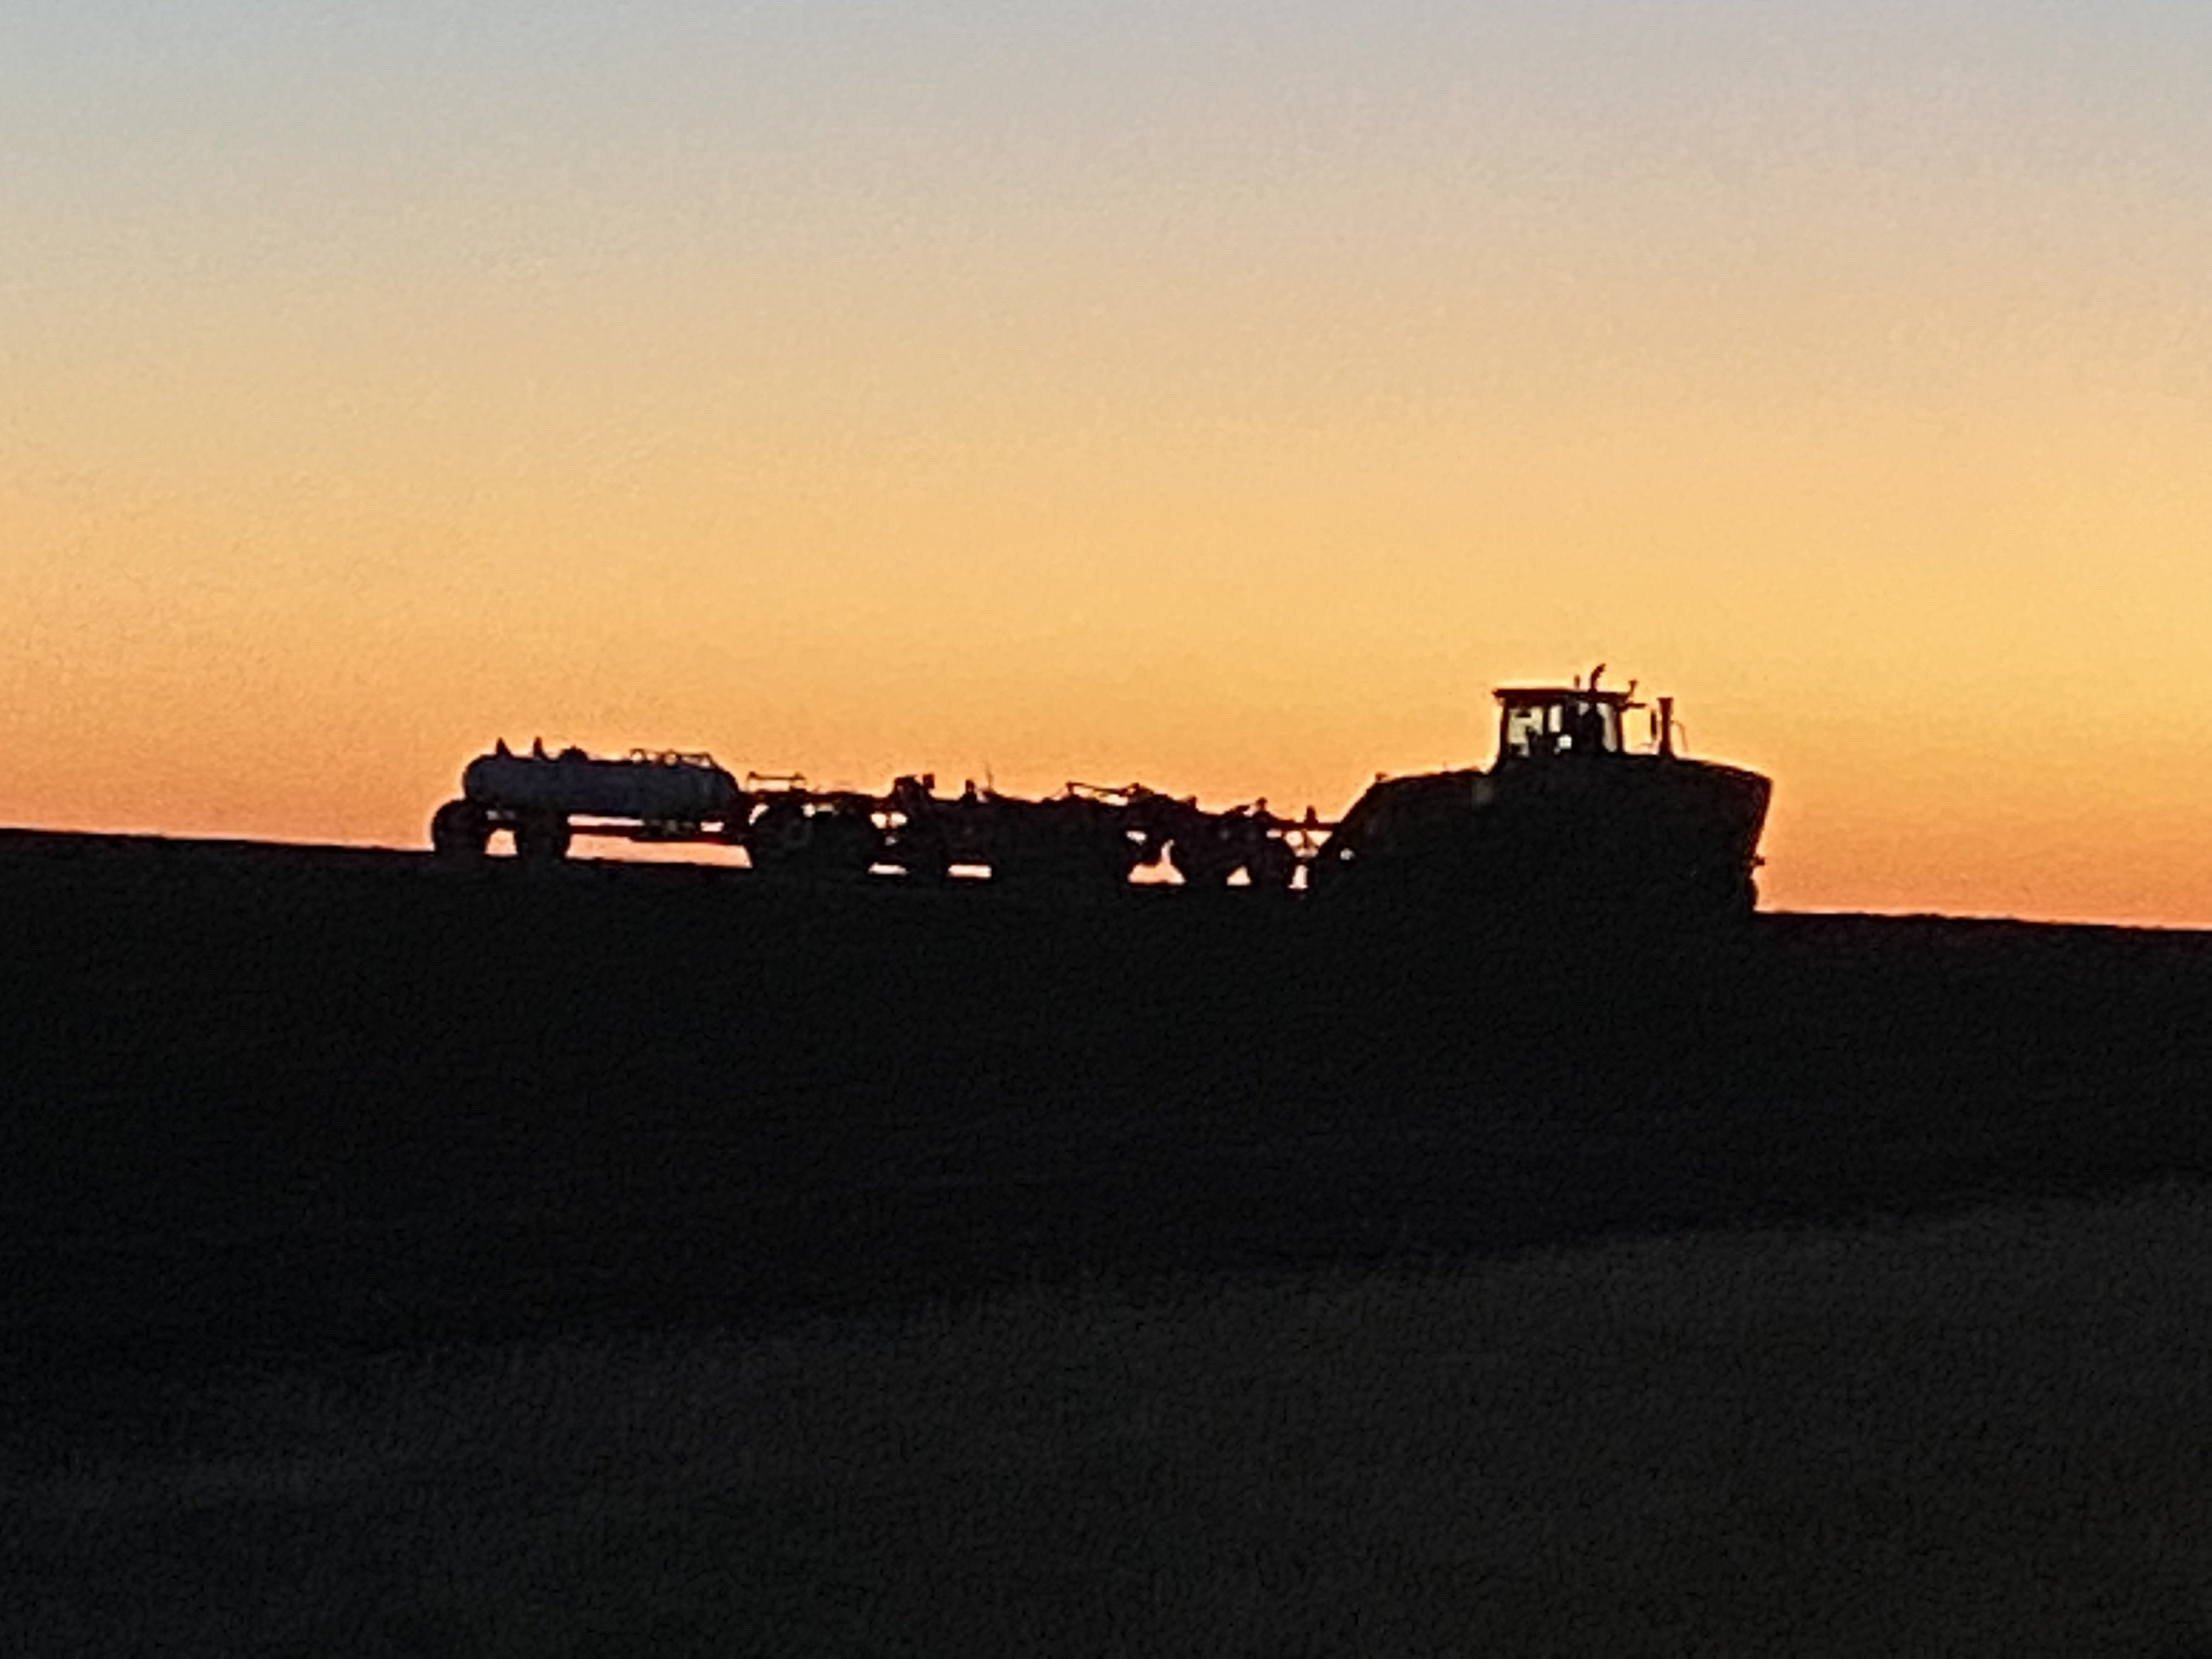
4,4,2209,924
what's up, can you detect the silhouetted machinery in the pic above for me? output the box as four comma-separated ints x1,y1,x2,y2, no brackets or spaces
430,743,1315,890
1307,668,1770,921
431,743,747,864
427,667,1768,919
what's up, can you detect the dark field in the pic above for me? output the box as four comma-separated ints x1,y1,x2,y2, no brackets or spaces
6,830,2212,1651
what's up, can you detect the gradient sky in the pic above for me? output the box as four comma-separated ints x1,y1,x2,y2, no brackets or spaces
4,1,2209,921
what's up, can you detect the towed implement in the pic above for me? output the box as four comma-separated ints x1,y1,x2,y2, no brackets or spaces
431,746,1313,891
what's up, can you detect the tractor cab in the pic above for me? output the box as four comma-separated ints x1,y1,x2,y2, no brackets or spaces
1494,680,1641,763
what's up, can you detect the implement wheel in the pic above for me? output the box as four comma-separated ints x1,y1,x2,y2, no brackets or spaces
1245,838,1296,893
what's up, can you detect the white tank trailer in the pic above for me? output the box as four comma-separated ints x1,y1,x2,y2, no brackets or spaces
432,744,746,862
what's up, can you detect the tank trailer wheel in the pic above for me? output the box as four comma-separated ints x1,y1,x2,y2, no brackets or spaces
430,799,492,860
512,809,572,864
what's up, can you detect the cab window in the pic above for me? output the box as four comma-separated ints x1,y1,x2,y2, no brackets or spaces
1502,703,1554,758
1502,698,1620,757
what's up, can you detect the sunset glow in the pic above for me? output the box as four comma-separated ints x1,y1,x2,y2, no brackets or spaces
5,3,2208,922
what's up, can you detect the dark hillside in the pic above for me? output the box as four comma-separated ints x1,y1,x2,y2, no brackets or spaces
5,830,2211,1375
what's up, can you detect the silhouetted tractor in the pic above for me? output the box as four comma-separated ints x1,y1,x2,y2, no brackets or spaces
1308,669,1769,924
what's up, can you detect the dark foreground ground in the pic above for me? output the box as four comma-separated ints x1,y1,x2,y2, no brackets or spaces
5,827,2210,1384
